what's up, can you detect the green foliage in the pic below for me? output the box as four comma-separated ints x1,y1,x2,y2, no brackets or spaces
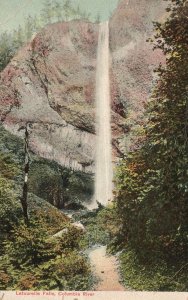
13,252,91,291
0,32,14,71
0,126,92,291
0,177,22,240
0,125,24,180
29,159,94,209
0,127,24,251
0,125,93,211
0,127,24,240
0,152,20,180
120,250,188,291
29,207,69,235
77,207,117,248
4,223,55,266
0,216,91,290
115,0,188,256
29,161,65,208
113,0,188,291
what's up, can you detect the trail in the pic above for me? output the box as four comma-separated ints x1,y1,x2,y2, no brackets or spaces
89,246,125,291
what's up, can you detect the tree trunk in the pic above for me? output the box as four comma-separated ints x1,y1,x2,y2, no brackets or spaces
21,126,29,225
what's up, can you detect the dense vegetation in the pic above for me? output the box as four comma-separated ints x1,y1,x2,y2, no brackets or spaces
0,209,92,290
0,126,93,290
0,126,93,210
0,0,188,293
29,160,93,209
74,205,116,248
113,0,188,291
0,211,92,290
0,0,97,291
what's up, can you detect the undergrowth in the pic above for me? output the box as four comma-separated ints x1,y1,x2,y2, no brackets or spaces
119,249,188,291
75,206,117,248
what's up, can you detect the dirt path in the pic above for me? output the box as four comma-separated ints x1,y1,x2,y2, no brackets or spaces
89,245,125,291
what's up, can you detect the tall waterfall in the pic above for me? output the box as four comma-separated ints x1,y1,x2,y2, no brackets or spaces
94,21,113,207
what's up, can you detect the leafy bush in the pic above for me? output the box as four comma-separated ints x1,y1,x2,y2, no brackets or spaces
114,0,188,259
0,218,91,290
0,177,22,249
77,207,118,248
113,0,188,291
120,250,188,291
15,252,91,291
28,206,69,235
29,160,94,209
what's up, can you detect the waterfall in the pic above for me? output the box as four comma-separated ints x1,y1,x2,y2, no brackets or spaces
94,21,113,207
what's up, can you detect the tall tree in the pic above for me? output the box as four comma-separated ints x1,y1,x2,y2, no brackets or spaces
20,126,30,225
53,1,63,21
95,13,101,23
41,0,54,24
13,25,24,49
24,15,36,41
0,32,13,71
63,0,73,21
114,0,188,258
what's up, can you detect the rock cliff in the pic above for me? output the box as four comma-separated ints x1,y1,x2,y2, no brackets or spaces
0,0,167,172
0,21,99,173
109,0,166,151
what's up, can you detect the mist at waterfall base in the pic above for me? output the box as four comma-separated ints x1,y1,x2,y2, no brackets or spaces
88,22,113,210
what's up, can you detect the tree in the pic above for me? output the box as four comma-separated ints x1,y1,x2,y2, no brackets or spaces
95,13,101,23
41,0,54,24
32,15,42,32
25,15,35,41
80,11,91,21
0,176,22,247
53,0,63,21
0,32,14,71
63,0,72,21
13,25,24,50
18,126,30,225
114,0,188,260
75,5,81,19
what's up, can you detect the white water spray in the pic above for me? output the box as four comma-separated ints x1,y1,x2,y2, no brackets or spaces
94,21,113,207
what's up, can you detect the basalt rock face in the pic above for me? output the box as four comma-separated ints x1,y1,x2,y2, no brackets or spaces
0,0,166,172
0,21,99,173
109,0,166,152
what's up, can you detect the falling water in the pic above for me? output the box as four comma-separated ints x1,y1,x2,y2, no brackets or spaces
94,21,113,207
